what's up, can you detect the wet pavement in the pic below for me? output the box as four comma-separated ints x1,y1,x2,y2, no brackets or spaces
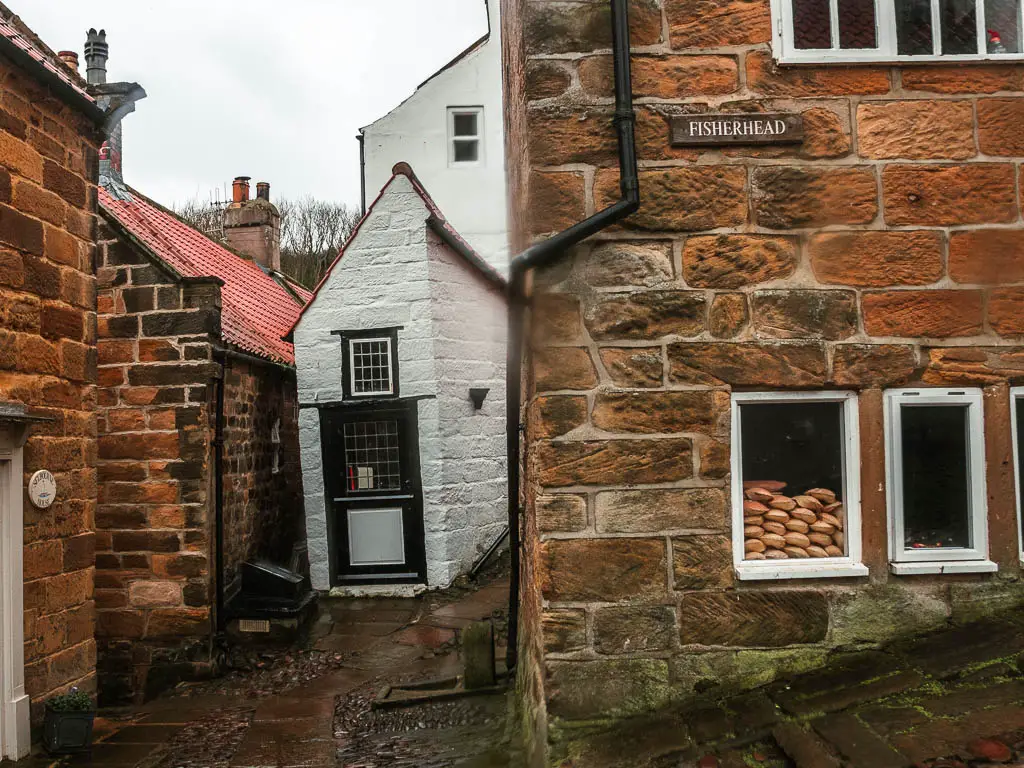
7,570,512,768
559,612,1024,768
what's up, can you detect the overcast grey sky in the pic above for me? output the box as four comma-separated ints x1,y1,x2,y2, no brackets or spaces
20,1,488,209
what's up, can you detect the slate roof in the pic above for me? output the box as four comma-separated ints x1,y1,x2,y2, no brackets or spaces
100,187,305,366
287,162,504,338
0,4,94,103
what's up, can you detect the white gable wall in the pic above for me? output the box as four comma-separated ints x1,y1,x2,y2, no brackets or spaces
293,174,506,591
426,230,507,583
362,0,508,273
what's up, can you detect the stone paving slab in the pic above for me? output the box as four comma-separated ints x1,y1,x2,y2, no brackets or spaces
811,712,905,768
772,723,841,768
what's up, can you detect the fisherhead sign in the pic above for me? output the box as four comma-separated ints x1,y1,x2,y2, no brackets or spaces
670,113,804,147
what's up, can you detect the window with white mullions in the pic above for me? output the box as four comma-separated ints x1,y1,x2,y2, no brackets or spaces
448,107,483,166
884,388,996,575
775,0,1023,60
350,338,393,396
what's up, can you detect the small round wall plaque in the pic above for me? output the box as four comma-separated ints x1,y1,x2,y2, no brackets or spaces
28,470,56,509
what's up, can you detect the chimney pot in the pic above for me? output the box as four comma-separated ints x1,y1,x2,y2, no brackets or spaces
84,28,108,86
232,176,251,204
58,51,80,72
256,182,270,202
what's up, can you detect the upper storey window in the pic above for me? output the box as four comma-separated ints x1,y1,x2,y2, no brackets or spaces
774,0,1024,61
448,107,483,166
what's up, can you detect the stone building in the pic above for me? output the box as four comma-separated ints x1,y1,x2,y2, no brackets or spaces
503,0,1024,760
94,171,307,704
291,163,507,593
0,4,106,757
360,0,509,270
85,35,308,702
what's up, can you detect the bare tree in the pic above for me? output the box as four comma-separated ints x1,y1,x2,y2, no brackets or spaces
279,196,362,289
173,197,226,240
173,195,361,289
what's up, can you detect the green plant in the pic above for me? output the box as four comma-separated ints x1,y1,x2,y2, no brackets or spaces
47,689,92,712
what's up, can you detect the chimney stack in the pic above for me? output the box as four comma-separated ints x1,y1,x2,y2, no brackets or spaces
84,28,108,85
224,175,281,273
58,51,80,72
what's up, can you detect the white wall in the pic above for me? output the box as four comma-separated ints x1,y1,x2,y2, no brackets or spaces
293,174,507,590
427,230,507,583
361,0,508,273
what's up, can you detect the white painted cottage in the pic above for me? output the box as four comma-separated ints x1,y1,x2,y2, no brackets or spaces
290,164,507,592
359,0,508,272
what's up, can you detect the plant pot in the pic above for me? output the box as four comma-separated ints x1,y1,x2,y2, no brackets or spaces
42,707,95,754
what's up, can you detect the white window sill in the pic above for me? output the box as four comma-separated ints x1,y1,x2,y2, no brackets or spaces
890,560,998,575
775,53,1024,65
735,562,869,581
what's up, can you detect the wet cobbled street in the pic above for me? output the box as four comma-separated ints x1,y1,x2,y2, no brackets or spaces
7,563,514,768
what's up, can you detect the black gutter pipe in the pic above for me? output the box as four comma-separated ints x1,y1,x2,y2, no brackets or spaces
357,132,367,216
504,0,639,671
213,351,227,632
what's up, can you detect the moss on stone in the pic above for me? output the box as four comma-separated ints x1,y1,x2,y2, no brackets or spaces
829,584,948,647
949,580,1024,624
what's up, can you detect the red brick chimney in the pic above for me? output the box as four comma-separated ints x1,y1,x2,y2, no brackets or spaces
224,175,281,272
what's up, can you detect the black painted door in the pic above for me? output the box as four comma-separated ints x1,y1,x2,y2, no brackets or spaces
321,402,425,585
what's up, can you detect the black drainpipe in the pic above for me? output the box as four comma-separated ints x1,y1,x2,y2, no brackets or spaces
505,0,639,671
357,132,367,216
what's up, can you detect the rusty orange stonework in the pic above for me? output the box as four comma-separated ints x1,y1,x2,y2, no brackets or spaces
503,0,1024,760
0,28,104,723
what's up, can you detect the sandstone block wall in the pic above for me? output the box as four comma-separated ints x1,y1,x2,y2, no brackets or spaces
221,356,304,597
0,51,102,723
94,222,219,704
504,0,1024,755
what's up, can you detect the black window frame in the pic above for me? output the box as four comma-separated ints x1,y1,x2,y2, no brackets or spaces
332,327,402,401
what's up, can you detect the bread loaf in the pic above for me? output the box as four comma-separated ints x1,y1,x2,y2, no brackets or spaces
794,495,823,513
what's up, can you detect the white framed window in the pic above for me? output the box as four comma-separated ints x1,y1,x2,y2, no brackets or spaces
447,107,483,166
349,337,394,397
1010,387,1024,562
731,391,868,581
885,388,996,574
772,0,1024,62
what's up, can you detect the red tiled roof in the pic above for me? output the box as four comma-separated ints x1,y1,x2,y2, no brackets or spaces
100,187,304,366
287,162,504,338
0,12,93,103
